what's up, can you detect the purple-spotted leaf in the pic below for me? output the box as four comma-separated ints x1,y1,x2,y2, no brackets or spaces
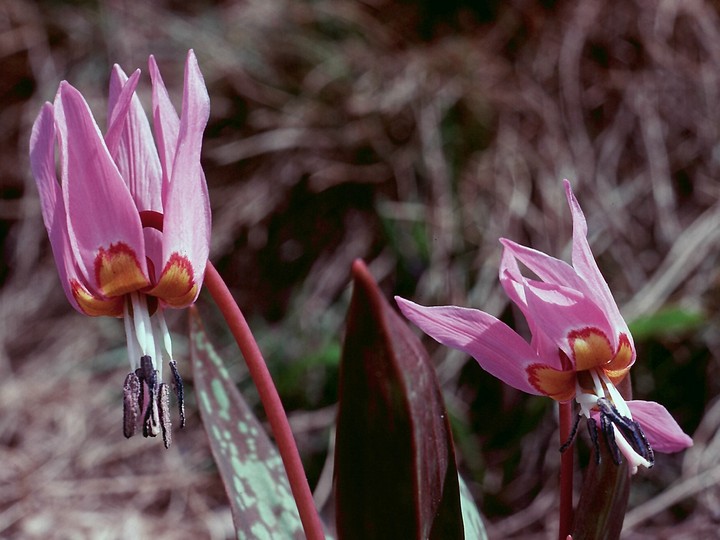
334,260,465,539
189,308,304,539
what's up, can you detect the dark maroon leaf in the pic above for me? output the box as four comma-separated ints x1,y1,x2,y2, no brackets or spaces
572,437,631,540
334,260,464,540
572,374,633,540
189,309,305,539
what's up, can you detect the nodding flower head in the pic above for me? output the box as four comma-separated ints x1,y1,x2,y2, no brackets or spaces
30,50,211,447
396,180,692,474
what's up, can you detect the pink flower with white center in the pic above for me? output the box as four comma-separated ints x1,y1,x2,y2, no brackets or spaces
396,180,692,474
29,50,211,447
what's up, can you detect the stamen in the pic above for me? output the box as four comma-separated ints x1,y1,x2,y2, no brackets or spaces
123,299,141,371
143,397,160,438
130,293,156,356
138,355,160,438
589,369,605,398
632,419,654,465
560,413,581,453
613,425,653,474
574,381,599,418
169,359,185,429
158,383,172,449
122,372,141,438
156,309,173,359
596,398,654,471
600,413,622,465
600,371,632,418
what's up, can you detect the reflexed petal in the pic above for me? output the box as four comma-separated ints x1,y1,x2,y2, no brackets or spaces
500,238,585,292
523,279,617,359
395,297,549,394
500,249,561,361
564,180,631,339
150,50,210,306
627,400,693,453
54,82,150,296
499,247,529,311
107,65,163,212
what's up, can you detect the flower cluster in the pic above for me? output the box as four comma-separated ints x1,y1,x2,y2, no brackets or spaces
30,50,210,447
397,180,692,473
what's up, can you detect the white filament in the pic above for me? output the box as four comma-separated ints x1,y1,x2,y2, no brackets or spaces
123,298,141,371
130,292,156,361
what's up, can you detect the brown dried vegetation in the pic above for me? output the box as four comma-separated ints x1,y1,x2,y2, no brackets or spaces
1,0,719,537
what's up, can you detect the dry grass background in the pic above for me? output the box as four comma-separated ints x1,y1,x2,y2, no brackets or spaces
2,0,720,538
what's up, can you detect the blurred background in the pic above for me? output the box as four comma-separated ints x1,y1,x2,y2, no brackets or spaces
2,0,719,538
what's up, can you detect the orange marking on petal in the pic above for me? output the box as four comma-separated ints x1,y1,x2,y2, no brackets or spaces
148,253,197,307
161,283,199,308
95,243,150,298
71,279,124,317
569,328,614,371
604,333,634,384
527,364,576,402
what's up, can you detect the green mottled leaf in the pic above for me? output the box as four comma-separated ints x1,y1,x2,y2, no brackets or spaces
334,260,467,539
189,309,304,539
628,307,704,341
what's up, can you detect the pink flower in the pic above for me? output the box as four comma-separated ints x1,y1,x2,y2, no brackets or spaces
29,50,211,446
396,180,692,473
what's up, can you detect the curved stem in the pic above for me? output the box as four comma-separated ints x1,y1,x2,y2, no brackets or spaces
559,401,574,540
204,261,325,540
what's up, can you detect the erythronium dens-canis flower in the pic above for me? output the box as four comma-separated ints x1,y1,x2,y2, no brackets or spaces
30,50,211,448
396,180,692,474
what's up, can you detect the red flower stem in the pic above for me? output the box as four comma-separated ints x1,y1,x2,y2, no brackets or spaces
204,261,325,540
559,401,574,540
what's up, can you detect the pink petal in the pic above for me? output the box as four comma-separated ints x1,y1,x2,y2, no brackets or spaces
30,103,83,311
522,279,618,360
149,50,210,306
30,103,122,316
105,67,141,155
107,65,163,212
499,248,562,361
149,54,180,184
54,82,149,292
395,296,549,395
500,238,586,293
31,104,60,239
564,180,631,339
628,400,693,453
